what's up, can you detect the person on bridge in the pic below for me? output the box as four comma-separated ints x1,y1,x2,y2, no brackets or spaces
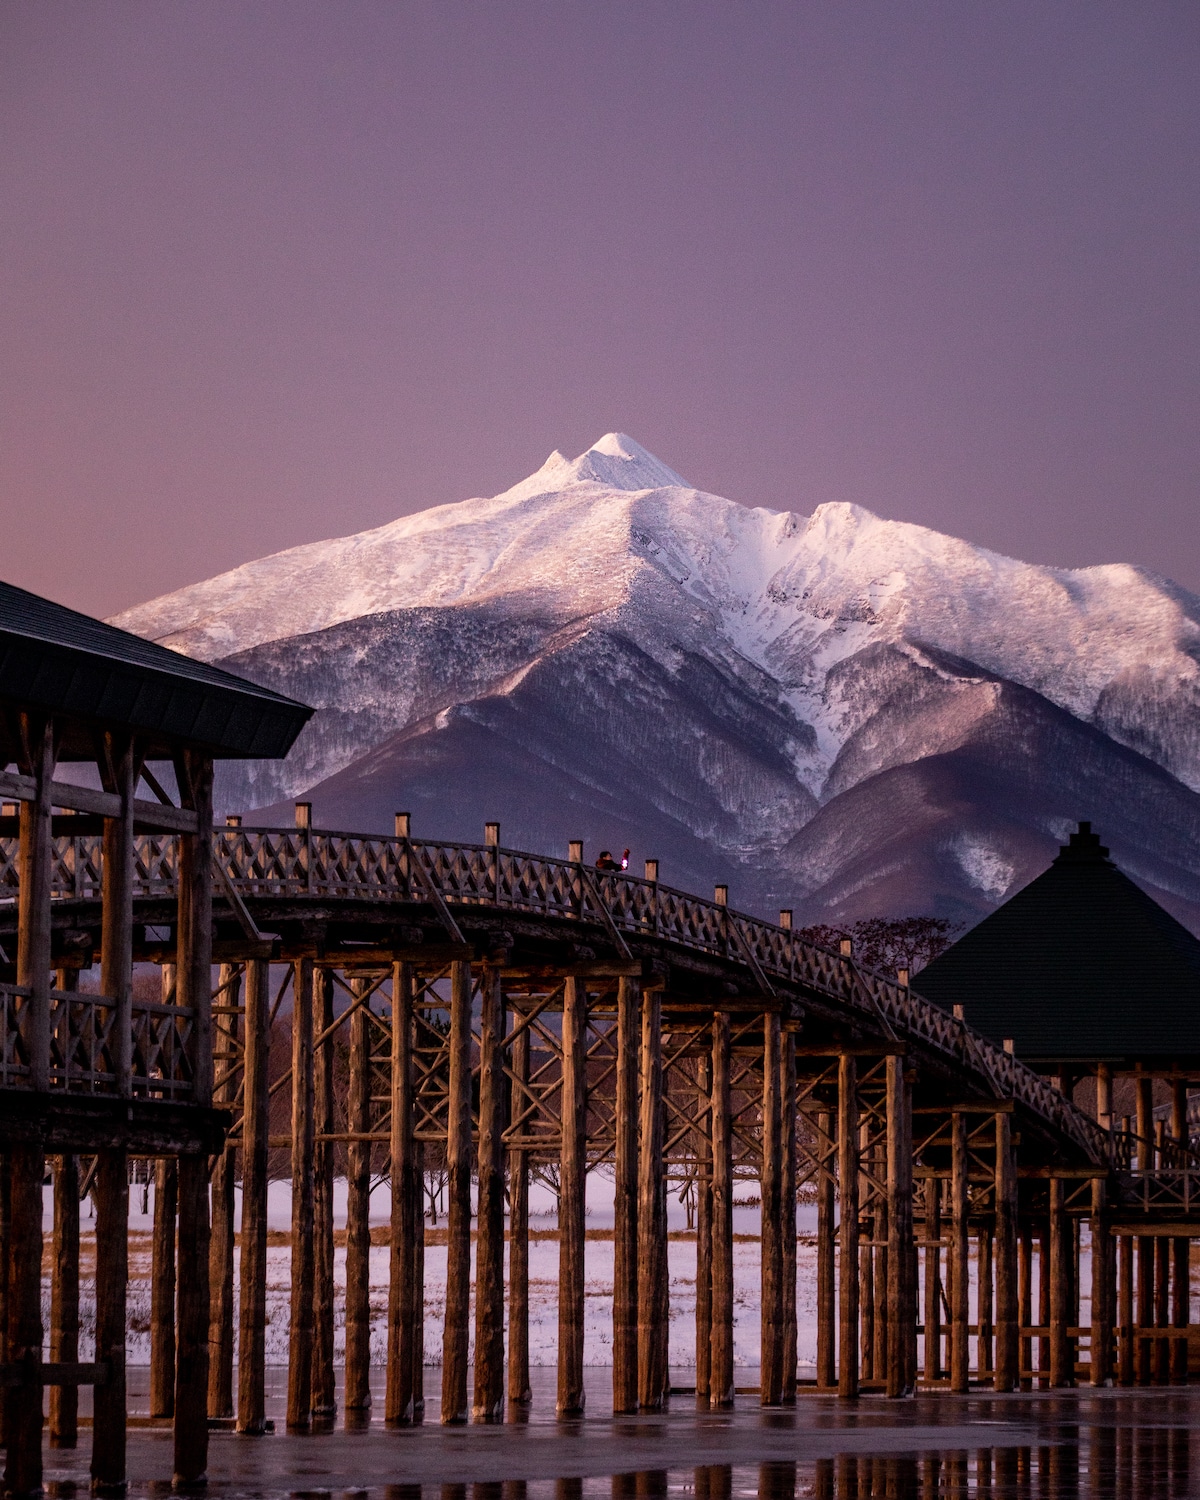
595,848,630,872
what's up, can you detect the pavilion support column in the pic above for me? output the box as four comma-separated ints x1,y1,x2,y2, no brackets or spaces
558,976,589,1417
693,1055,713,1405
287,957,316,1432
1019,1227,1033,1388
709,1011,735,1409
49,1147,80,1449
859,1123,874,1386
173,750,213,1488
386,962,421,1426
1090,1176,1113,1387
1048,1177,1072,1388
993,1112,1018,1392
311,967,336,1425
1135,1076,1154,1386
638,988,669,1412
885,1054,914,1399
924,1177,942,1385
977,1228,994,1381
781,1032,798,1404
17,713,56,1091
837,1053,860,1400
612,976,639,1415
473,967,507,1423
760,1012,785,1406
1118,1232,1134,1386
949,1113,970,1394
441,958,474,1424
344,975,374,1420
816,1107,836,1390
149,1156,177,1420
237,959,270,1434
5,1148,46,1499
1171,1081,1190,1385
1155,1233,1171,1385
507,1014,532,1411
208,962,241,1420
91,1149,129,1495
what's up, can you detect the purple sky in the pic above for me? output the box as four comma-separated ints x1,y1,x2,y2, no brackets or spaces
3,2,1199,618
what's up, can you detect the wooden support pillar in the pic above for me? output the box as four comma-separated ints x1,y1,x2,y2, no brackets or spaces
441,958,474,1424
1135,1076,1154,1385
287,957,316,1432
311,967,336,1424
1018,1227,1032,1388
173,749,213,1487
150,1156,177,1420
859,1123,874,1386
923,1177,941,1384
1090,1177,1113,1387
49,1150,80,1448
760,1011,784,1405
816,1107,836,1390
638,988,669,1411
344,975,374,1419
612,976,639,1414
386,962,421,1426
949,1113,970,1393
208,962,241,1420
17,713,56,1092
91,1149,128,1494
1155,1232,1171,1384
558,976,588,1417
1048,1177,1072,1387
994,1112,1019,1392
837,1053,859,1400
237,959,270,1434
507,1013,532,1411
977,1228,993,1380
1038,1223,1051,1384
694,1057,713,1405
1171,1080,1190,1385
709,1011,734,1409
473,966,506,1422
885,1055,914,1399
5,1147,46,1498
1118,1232,1134,1386
781,1032,798,1404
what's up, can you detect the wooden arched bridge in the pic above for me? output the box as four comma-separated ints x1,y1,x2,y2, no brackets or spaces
0,811,1189,1443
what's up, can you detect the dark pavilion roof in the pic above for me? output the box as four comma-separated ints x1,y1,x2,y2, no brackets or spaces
0,579,311,760
914,823,1200,1066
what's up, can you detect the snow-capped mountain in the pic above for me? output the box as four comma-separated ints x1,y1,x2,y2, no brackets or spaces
113,434,1200,929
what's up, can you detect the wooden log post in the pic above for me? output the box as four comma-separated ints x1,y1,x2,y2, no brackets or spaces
1155,1230,1171,1385
1090,1176,1113,1387
344,975,374,1420
5,1147,46,1499
441,959,474,1424
816,1107,836,1390
760,1012,784,1405
208,962,241,1420
287,956,316,1433
507,1013,532,1411
859,1121,874,1386
837,1054,860,1399
993,1112,1019,1393
173,750,214,1487
709,1011,734,1409
311,967,336,1425
1135,1076,1154,1385
949,1113,970,1394
1171,1081,1190,1385
49,1150,80,1448
1048,1177,1072,1387
977,1228,993,1380
91,1150,129,1495
473,966,506,1423
150,1156,177,1420
17,713,55,1095
694,1056,713,1405
1019,1227,1033,1388
885,1055,914,1399
558,976,588,1417
781,1032,798,1404
612,976,639,1415
924,1177,942,1385
638,988,669,1411
1118,1232,1134,1386
237,959,270,1434
386,962,421,1426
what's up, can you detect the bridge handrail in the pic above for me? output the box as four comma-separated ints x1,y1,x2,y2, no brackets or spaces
0,825,1109,1162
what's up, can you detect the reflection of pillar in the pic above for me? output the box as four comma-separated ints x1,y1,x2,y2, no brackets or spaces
837,1054,859,1399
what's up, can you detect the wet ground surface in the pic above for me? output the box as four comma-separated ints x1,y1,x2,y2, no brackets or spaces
45,1372,1199,1497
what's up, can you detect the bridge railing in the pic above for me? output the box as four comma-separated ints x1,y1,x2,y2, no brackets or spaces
0,826,1110,1158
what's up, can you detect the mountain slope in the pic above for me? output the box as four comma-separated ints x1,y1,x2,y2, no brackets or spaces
112,434,1200,929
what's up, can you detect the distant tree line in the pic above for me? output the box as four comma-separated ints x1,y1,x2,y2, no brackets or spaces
796,916,962,977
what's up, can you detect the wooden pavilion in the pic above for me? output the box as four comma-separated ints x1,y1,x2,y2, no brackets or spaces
0,579,310,1495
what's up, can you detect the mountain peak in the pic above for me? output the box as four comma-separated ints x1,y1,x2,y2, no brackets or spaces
524,433,689,495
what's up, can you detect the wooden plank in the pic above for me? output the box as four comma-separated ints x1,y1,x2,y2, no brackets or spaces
149,1155,177,1420
948,1113,969,1394
441,959,473,1424
344,975,373,1419
472,967,506,1422
286,957,315,1433
709,1011,734,1409
837,1054,859,1400
237,959,270,1434
310,966,336,1424
91,1149,127,1494
558,976,588,1416
49,1151,80,1449
612,975,638,1415
759,1012,784,1405
507,1011,532,1410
